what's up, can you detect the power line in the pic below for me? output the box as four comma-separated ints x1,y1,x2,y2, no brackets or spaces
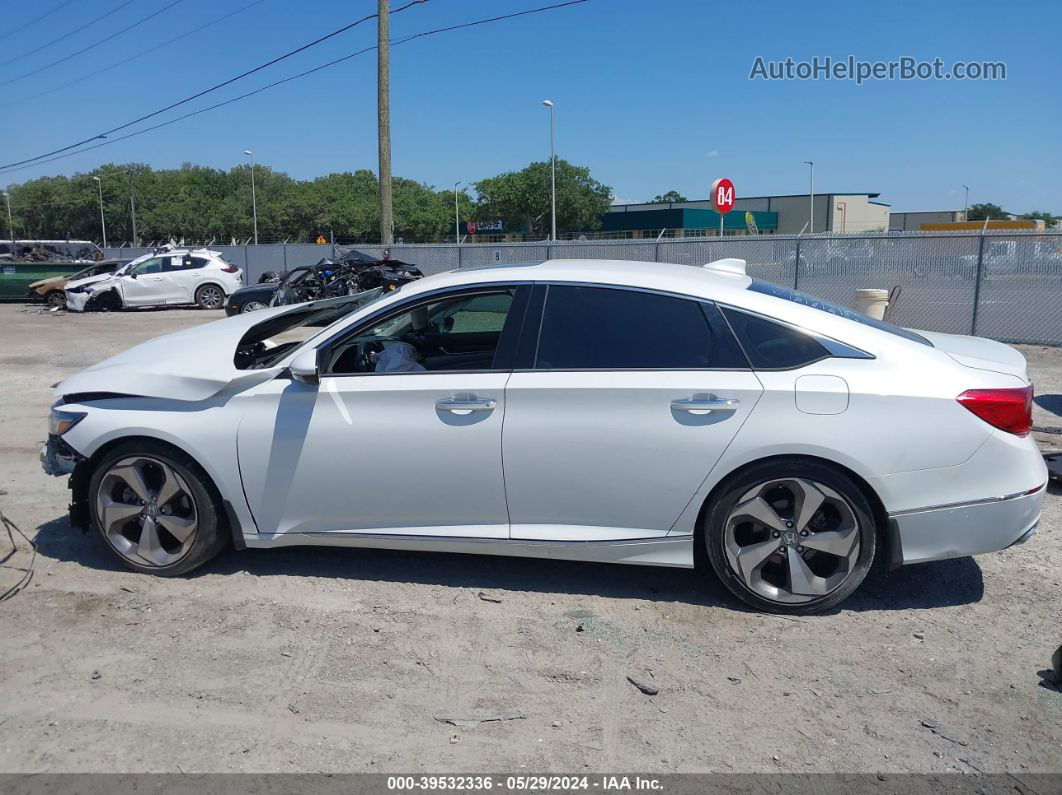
0,0,187,88
0,0,592,177
0,0,428,171
0,0,80,43
1,0,138,70
0,0,266,109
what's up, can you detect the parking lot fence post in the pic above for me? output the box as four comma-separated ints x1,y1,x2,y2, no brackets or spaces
793,235,802,291
970,231,987,335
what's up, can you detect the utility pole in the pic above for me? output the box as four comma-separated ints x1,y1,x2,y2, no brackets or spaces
3,189,14,244
377,0,393,246
962,184,970,221
245,149,259,245
92,176,107,248
128,171,138,246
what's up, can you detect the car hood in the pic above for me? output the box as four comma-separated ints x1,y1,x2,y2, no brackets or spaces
56,305,310,402
229,282,276,300
55,294,376,402
66,272,120,291
27,276,67,290
917,330,1029,383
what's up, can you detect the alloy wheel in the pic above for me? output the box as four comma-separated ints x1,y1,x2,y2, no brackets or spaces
722,477,861,605
198,286,224,309
96,456,199,567
241,300,267,313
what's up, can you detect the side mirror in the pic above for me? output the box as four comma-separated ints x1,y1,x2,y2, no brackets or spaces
128,272,138,279
289,348,319,386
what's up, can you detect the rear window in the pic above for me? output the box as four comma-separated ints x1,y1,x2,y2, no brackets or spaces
747,280,932,346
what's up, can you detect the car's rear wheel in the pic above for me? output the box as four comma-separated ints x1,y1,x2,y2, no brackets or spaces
703,459,877,614
44,289,65,308
195,284,225,310
241,300,268,313
89,441,227,576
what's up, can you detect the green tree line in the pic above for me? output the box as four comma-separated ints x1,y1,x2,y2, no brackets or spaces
5,159,614,244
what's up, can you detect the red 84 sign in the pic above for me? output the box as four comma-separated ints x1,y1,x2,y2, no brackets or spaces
711,178,735,214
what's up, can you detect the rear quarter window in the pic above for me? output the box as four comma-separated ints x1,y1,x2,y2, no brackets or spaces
721,308,829,370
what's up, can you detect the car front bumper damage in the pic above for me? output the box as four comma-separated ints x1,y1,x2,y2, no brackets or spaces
889,484,1045,565
40,435,83,477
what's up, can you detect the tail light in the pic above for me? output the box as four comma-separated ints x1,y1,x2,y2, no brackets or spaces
221,265,239,273
956,386,1033,436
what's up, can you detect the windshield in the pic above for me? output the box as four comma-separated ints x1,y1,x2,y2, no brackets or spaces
233,287,391,369
747,280,932,346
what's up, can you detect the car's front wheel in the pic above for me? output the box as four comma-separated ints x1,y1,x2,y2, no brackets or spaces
703,459,877,614
89,441,227,576
44,289,65,308
241,300,268,313
195,284,225,310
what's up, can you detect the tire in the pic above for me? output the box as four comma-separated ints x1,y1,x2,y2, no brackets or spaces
241,300,267,313
88,440,228,576
702,458,877,615
45,290,65,308
194,284,225,310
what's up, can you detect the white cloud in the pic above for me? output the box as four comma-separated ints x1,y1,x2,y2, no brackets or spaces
707,150,719,157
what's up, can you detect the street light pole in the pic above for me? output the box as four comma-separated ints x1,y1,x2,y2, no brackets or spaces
962,184,970,221
804,160,814,233
542,99,556,241
92,176,107,249
244,149,258,245
454,181,462,244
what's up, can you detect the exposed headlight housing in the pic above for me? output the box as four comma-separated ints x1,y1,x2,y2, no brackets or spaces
49,408,86,436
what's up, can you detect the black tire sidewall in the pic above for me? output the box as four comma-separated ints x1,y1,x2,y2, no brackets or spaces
703,459,877,615
195,285,223,309
88,441,225,576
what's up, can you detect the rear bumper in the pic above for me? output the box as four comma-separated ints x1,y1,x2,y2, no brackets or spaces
890,485,1044,565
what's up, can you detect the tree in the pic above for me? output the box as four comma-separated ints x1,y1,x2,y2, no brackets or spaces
1020,210,1058,227
649,190,687,203
473,159,612,235
966,202,1009,221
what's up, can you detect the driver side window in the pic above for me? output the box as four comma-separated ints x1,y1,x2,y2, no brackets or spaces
323,289,516,375
132,257,164,275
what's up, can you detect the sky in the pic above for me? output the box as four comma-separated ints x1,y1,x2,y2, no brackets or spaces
0,0,1059,213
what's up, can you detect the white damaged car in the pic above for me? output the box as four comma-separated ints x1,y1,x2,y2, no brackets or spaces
65,248,242,311
41,258,1047,614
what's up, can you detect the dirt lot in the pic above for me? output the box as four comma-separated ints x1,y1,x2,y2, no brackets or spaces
0,303,1059,775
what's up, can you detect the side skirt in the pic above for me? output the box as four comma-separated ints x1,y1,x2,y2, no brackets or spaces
242,532,695,568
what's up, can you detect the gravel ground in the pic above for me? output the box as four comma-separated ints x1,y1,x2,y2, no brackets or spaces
0,303,1059,774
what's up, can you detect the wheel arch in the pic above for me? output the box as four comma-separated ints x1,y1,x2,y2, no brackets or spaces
692,453,892,568
195,281,229,299
71,434,243,547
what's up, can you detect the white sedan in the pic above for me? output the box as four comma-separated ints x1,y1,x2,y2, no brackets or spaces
41,258,1046,614
65,248,242,311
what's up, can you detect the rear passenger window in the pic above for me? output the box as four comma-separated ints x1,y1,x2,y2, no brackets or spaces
535,286,714,370
721,308,828,369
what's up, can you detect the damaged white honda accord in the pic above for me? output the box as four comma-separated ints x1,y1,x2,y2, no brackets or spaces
41,258,1047,614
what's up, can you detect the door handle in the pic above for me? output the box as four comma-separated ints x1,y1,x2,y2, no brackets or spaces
671,398,740,414
436,397,497,414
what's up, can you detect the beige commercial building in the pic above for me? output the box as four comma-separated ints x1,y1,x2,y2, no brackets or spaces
889,210,966,231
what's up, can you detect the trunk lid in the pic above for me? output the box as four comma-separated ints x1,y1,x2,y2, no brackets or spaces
917,330,1029,383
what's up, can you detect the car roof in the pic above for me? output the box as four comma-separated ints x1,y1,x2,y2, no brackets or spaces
422,259,753,301
396,258,922,355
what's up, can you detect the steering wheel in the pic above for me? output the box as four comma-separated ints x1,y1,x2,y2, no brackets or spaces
356,336,407,372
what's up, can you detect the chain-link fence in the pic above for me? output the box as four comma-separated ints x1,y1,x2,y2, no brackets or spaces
104,230,1062,345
